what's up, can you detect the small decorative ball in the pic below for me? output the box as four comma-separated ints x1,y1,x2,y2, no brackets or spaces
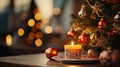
87,49,97,58
99,50,111,66
45,47,58,59
67,29,76,37
98,18,107,28
78,34,88,44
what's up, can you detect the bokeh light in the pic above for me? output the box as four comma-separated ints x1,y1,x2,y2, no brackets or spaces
31,26,37,32
20,12,28,20
6,35,12,46
35,39,42,47
33,8,38,14
28,19,35,27
28,32,35,40
18,28,24,36
14,0,31,13
53,7,61,15
45,26,53,34
0,0,10,13
26,38,33,45
35,22,41,30
34,13,41,21
35,32,43,39
41,17,49,24
55,26,63,33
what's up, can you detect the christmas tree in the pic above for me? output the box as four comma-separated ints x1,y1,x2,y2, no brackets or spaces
67,0,120,51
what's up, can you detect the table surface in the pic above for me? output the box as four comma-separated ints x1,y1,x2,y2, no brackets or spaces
0,52,118,67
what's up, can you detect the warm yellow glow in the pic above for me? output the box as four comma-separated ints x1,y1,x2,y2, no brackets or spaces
35,32,43,39
71,41,74,46
18,28,24,36
35,39,42,47
64,45,82,49
53,7,61,15
6,35,12,46
35,22,41,30
35,0,53,18
28,19,35,27
41,17,49,24
34,13,41,20
45,26,53,34
28,32,35,39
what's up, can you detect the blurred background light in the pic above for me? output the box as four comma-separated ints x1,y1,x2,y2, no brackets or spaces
18,28,24,36
34,12,41,21
6,35,12,46
0,0,10,13
26,38,33,45
35,32,43,39
35,0,53,19
53,7,61,15
28,19,35,27
35,22,41,30
14,0,31,13
28,32,35,40
41,17,50,24
45,26,53,34
35,39,42,47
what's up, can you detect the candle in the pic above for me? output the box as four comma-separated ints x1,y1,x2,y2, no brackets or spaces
64,41,82,59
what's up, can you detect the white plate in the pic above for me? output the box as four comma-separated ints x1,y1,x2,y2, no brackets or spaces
52,56,99,64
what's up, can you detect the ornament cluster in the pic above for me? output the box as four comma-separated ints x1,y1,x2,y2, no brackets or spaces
99,47,120,66
67,0,120,49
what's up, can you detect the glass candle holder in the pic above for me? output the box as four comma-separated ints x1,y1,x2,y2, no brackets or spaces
64,45,82,59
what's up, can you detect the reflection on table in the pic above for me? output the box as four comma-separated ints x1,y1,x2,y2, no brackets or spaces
0,52,119,67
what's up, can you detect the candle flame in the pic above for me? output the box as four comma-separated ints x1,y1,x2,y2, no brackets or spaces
71,41,74,46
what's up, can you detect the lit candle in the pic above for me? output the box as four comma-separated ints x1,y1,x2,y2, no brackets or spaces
64,41,82,59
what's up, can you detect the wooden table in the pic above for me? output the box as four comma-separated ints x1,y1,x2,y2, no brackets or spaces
0,52,118,67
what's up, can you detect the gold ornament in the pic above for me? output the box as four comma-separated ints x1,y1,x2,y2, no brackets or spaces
86,0,103,18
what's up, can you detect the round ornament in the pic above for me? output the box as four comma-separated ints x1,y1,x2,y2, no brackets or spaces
78,33,88,44
87,48,97,58
45,47,58,59
67,28,76,37
99,50,111,66
99,49,120,66
98,18,107,28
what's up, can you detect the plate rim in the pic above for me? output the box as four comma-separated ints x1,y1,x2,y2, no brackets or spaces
52,56,99,63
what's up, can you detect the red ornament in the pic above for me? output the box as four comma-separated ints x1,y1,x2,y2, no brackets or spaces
67,29,75,37
98,18,107,28
78,34,88,43
113,0,120,3
107,32,114,37
45,47,58,59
